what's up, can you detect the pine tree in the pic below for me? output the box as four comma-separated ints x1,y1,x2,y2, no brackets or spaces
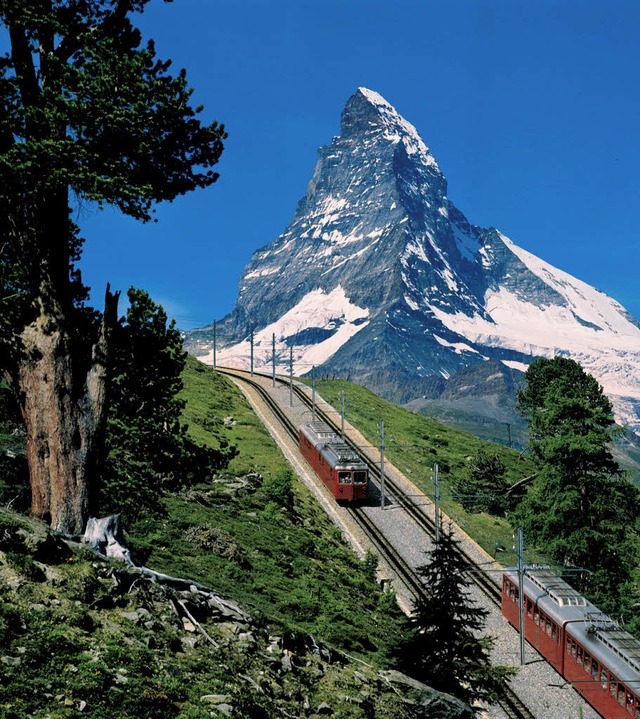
512,356,640,606
0,1,225,533
516,356,620,482
402,524,513,708
452,449,508,515
101,289,236,522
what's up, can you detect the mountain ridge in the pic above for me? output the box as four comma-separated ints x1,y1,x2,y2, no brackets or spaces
185,88,640,434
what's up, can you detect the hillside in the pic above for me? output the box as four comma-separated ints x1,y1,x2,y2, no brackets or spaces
0,356,475,719
0,508,478,719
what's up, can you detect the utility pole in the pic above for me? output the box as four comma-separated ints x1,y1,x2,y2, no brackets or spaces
212,320,217,369
272,333,276,387
517,528,526,666
340,389,345,440
311,366,316,420
289,345,293,407
379,420,386,510
434,462,440,543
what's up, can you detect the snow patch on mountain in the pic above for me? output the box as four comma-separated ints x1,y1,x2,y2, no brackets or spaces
430,236,640,358
196,286,370,375
244,266,280,280
502,232,640,336
433,335,485,356
501,359,530,373
426,230,640,425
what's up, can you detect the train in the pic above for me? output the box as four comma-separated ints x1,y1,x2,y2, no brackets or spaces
502,566,640,719
298,422,369,503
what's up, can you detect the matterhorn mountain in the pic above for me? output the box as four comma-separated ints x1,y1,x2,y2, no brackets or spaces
185,88,640,435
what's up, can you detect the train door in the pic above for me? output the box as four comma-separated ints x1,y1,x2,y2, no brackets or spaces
337,471,353,501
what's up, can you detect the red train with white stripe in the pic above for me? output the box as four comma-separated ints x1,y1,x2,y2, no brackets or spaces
299,422,369,503
503,566,640,718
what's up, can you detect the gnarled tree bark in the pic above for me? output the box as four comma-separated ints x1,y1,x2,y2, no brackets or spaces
15,286,119,535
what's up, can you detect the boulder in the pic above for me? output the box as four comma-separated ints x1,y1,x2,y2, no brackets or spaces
379,671,475,719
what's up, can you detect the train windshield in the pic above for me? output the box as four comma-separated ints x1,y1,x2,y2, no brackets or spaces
353,471,367,485
338,472,352,484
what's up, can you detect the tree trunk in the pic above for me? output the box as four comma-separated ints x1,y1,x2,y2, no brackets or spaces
16,287,119,535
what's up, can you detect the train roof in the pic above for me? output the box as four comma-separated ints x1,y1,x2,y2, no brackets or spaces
568,618,640,685
505,566,640,686
300,421,336,443
522,566,588,608
300,422,366,468
504,565,594,626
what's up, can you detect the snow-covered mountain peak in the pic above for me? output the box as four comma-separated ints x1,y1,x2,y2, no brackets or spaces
342,88,437,166
185,88,640,435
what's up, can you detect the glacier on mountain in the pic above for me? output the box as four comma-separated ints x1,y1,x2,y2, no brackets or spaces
185,87,640,434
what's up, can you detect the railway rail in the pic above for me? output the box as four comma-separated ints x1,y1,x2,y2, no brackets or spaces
283,373,536,719
217,366,538,719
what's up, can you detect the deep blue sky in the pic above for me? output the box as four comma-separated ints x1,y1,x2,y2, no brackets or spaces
79,0,640,330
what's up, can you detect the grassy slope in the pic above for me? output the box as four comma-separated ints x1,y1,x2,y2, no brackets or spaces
128,356,409,661
177,357,282,477
308,378,538,563
0,510,453,719
408,400,529,451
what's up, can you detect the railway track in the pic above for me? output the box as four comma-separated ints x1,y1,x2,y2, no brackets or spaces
287,374,504,601
217,367,428,602
217,367,537,719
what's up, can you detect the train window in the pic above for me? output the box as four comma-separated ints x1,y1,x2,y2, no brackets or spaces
626,691,635,712
338,472,352,484
545,618,553,637
576,646,583,666
583,651,590,673
591,658,598,680
618,685,625,706
571,639,577,659
533,607,539,625
611,677,618,698
353,471,367,484
600,667,608,690
526,598,533,618
551,622,558,643
566,637,571,655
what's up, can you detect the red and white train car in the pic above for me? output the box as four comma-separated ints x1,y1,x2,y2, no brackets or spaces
299,422,368,504
503,566,640,719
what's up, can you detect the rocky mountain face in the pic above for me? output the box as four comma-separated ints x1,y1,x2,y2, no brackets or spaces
185,88,640,435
